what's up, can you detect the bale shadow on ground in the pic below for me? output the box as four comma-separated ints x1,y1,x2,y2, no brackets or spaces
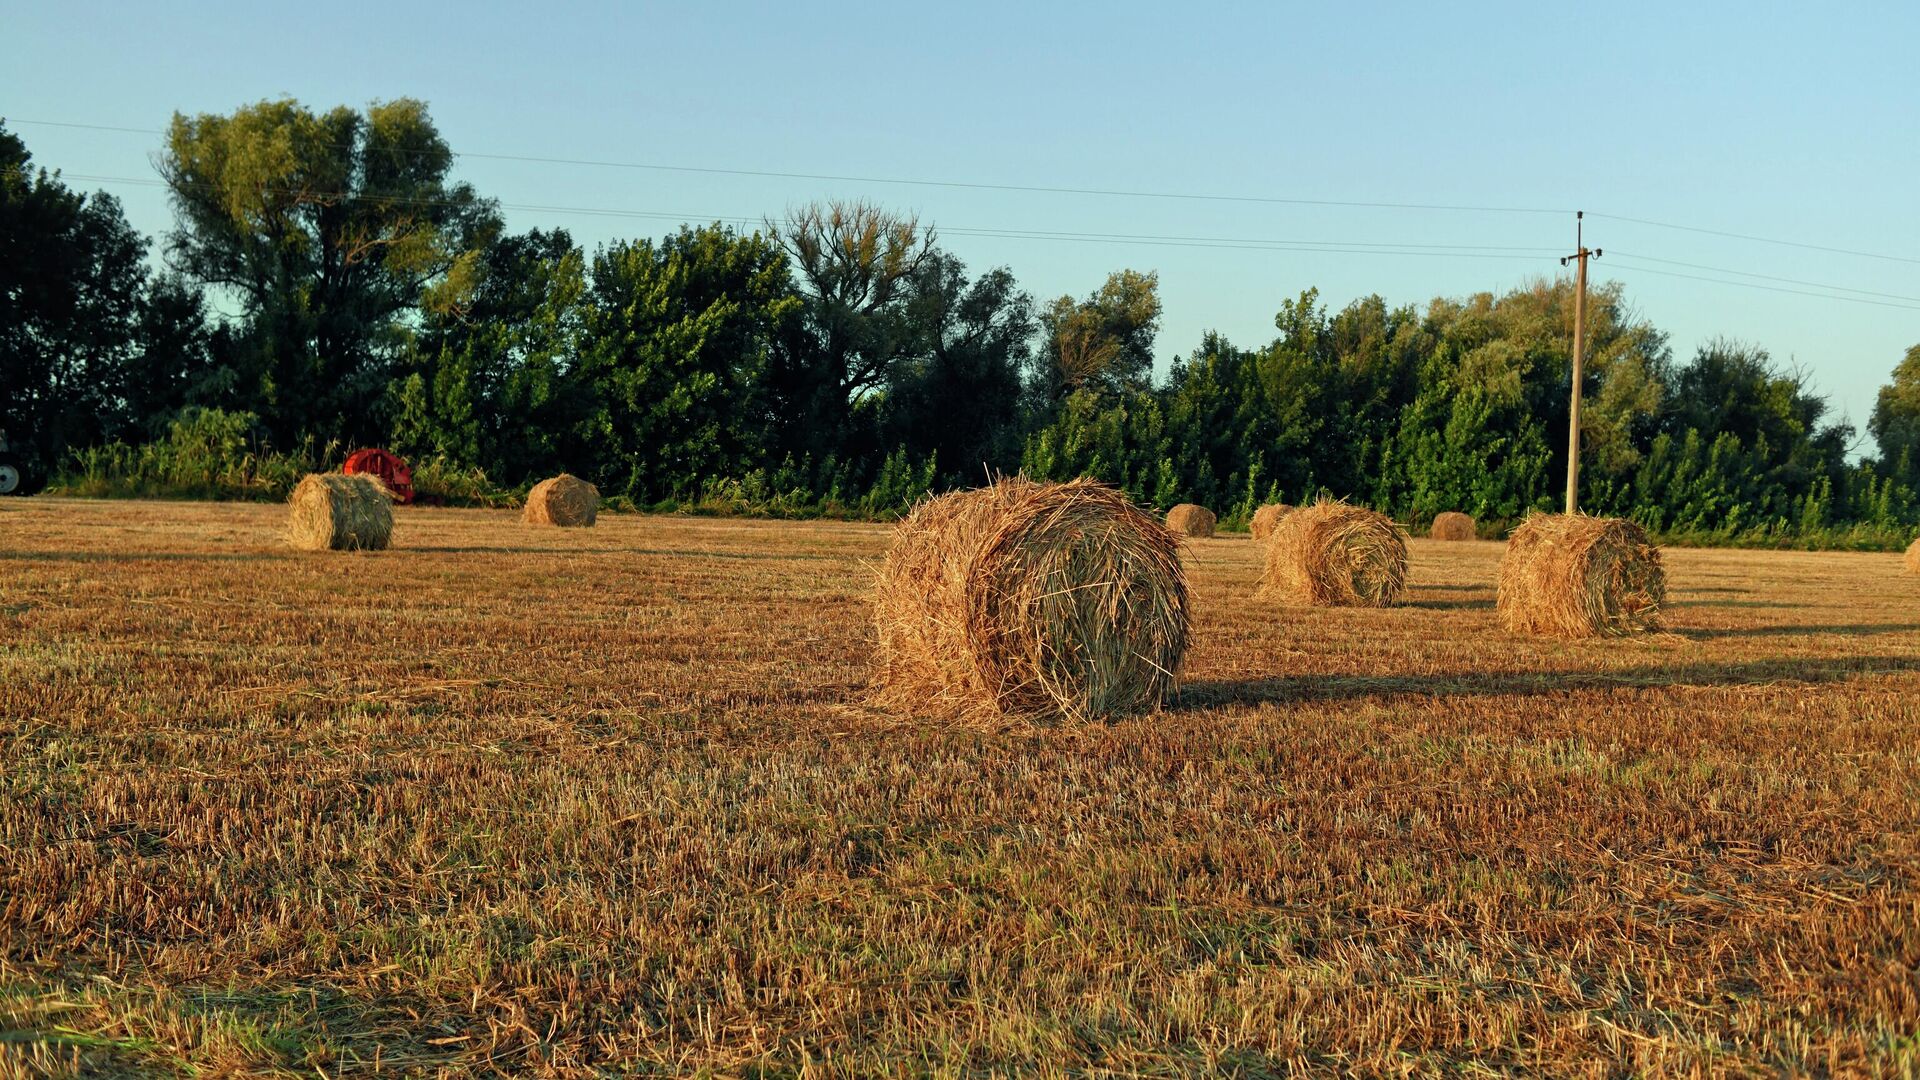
403,544,842,562
1681,623,1920,640
1667,599,1795,608
1402,597,1496,610
400,545,610,555
0,550,287,563
1175,654,1920,709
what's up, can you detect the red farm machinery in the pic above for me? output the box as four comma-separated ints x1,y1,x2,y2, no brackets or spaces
342,448,417,504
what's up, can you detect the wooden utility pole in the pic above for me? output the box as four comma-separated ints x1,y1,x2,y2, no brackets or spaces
1561,212,1601,515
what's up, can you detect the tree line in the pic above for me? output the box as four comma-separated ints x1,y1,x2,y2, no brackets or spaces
5,101,1919,543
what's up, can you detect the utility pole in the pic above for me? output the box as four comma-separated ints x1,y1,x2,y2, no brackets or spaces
1561,211,1601,515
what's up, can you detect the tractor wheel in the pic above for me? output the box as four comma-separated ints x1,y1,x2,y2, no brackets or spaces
0,453,22,496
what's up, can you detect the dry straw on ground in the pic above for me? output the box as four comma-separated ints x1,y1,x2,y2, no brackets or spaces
1165,503,1216,538
1498,513,1665,637
1249,502,1293,540
1430,511,1478,541
8,500,1920,1074
873,477,1189,723
286,473,393,552
524,473,600,527
1906,536,1920,575
1260,499,1407,607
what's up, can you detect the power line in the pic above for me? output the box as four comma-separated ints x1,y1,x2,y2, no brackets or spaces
60,173,1560,262
1603,262,1920,312
938,228,1551,260
461,154,1571,217
935,225,1558,254
1590,211,1920,268
1607,251,1920,305
46,173,1920,311
7,120,160,136
27,116,1918,271
12,117,1567,216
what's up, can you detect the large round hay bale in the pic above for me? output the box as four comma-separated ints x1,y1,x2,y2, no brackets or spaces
1165,503,1216,538
1498,514,1664,637
1430,511,1477,541
524,473,599,527
1905,536,1920,575
874,478,1189,722
1260,500,1407,607
1249,503,1294,541
287,473,393,552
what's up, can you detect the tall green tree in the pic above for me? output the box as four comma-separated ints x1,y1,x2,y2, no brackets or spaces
388,228,586,480
767,200,936,477
881,252,1035,486
160,98,500,445
0,121,151,484
1390,280,1665,520
1869,343,1920,481
1158,333,1269,511
1022,385,1168,502
118,272,225,439
1033,269,1162,401
568,224,799,498
1642,338,1850,526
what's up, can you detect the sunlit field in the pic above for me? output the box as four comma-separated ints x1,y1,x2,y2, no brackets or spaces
3,498,1917,1076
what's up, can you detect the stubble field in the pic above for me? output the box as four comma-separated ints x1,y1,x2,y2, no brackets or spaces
1,498,1917,1076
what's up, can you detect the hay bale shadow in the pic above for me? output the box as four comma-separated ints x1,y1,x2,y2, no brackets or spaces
1175,655,1920,709
1684,623,1920,640
1402,596,1496,610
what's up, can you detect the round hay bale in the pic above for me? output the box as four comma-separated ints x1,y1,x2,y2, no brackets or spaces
287,473,393,552
874,477,1189,722
1430,511,1478,541
1260,500,1407,607
1497,514,1664,638
1165,503,1216,538
1248,503,1294,541
1905,536,1920,575
524,473,599,527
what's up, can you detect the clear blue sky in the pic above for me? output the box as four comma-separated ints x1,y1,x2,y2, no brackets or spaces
6,1,1917,448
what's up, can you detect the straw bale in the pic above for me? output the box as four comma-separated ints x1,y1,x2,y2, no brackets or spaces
1165,503,1216,538
524,474,600,527
288,473,393,552
1260,500,1407,607
1249,503,1293,541
1498,513,1665,637
874,478,1189,722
